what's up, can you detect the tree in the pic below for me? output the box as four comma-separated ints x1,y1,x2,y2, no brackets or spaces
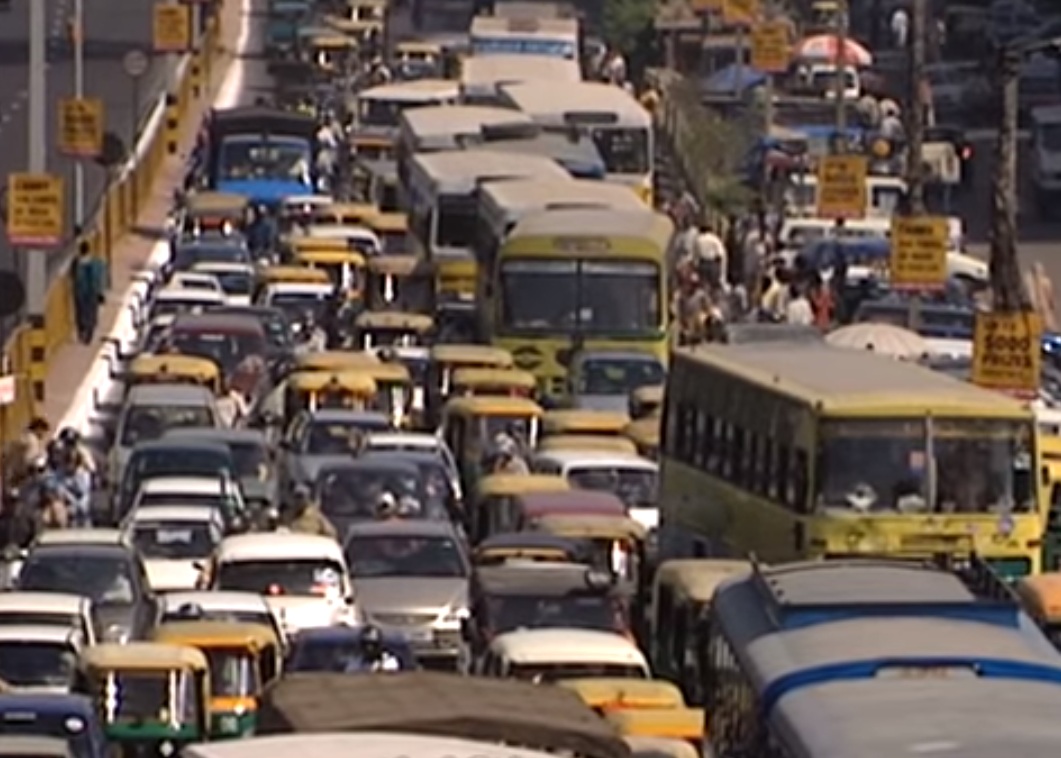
601,0,656,56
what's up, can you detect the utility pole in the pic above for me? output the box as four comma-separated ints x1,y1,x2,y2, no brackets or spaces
905,0,926,215
988,47,1027,312
832,0,848,153
73,0,85,226
27,0,47,404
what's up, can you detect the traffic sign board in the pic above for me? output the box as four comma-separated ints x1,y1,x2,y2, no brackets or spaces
59,98,104,158
890,216,948,291
750,21,790,73
153,4,190,53
123,49,150,78
972,311,1041,398
721,0,759,26
6,173,63,248
816,154,867,219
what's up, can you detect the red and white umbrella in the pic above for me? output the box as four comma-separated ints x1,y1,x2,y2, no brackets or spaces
796,35,873,66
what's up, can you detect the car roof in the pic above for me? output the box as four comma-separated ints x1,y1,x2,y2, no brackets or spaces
365,433,441,448
532,450,658,469
488,628,647,667
34,529,128,547
163,428,267,445
307,409,392,424
358,450,444,467
25,543,132,561
124,384,216,404
217,533,346,563
0,592,88,612
131,439,231,455
128,506,222,523
171,312,266,334
344,520,461,540
0,625,82,646
138,477,225,494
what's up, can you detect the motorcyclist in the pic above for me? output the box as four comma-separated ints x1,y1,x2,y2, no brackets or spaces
282,484,338,540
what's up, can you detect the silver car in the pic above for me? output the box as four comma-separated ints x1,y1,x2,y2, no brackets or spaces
343,520,470,668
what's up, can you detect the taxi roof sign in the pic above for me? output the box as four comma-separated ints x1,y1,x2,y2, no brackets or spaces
6,173,64,248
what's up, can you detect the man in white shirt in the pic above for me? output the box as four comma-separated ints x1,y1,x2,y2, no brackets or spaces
891,7,909,48
785,284,815,325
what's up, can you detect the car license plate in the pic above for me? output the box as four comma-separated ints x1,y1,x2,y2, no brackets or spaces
407,628,433,643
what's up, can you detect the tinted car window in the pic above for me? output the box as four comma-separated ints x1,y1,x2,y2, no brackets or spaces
19,552,137,605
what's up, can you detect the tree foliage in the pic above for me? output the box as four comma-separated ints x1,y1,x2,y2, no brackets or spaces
600,0,656,55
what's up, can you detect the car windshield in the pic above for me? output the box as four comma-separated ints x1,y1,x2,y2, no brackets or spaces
269,293,330,323
216,559,345,597
304,420,390,455
510,662,645,683
132,521,219,559
0,642,77,687
0,611,79,630
290,638,408,672
138,492,226,511
345,535,467,578
103,672,198,724
19,555,135,605
173,244,250,270
0,710,94,758
817,418,1036,514
211,271,253,296
171,331,266,375
120,406,216,447
576,357,665,396
319,467,424,520
204,648,258,697
488,594,624,635
568,466,658,507
230,441,270,478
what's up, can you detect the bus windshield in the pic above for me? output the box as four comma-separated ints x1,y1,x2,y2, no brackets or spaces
816,418,1035,514
589,127,649,175
500,259,660,335
219,137,311,184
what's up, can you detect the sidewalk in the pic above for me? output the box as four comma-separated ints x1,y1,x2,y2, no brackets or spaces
41,0,242,426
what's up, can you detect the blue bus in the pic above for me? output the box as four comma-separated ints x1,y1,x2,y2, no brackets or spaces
702,558,1061,757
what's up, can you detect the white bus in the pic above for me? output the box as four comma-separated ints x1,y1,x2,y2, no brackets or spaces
460,54,580,105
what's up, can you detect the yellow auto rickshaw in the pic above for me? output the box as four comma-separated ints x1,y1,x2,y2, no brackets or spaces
307,33,358,73
152,621,281,740
75,643,210,752
428,344,515,424
472,473,570,544
182,192,248,235
252,265,331,302
440,396,543,501
649,559,750,703
365,256,435,312
291,242,366,300
534,513,647,589
452,367,537,399
623,416,660,461
284,370,378,415
349,360,414,428
473,528,587,565
603,708,705,749
541,409,631,438
356,157,401,211
326,7,382,39
293,349,380,373
559,678,686,713
354,311,434,350
123,354,222,395
395,40,441,68
538,434,639,455
311,201,379,228
630,385,664,420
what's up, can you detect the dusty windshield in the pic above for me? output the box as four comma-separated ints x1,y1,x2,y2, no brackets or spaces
217,559,345,597
590,127,649,175
500,259,660,335
120,405,215,447
132,521,220,560
816,418,1035,514
103,672,198,724
220,138,311,183
576,357,665,396
568,466,658,507
345,535,467,578
488,594,624,635
0,642,77,688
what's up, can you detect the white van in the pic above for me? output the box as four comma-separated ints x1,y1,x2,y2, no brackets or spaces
480,627,650,681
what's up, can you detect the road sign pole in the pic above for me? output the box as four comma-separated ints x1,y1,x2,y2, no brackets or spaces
27,0,48,405
74,0,85,227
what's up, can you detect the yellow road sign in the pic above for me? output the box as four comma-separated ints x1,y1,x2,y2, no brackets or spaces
751,21,790,72
890,216,948,291
153,4,190,53
722,0,760,26
6,173,64,248
972,311,1041,398
59,98,103,158
816,154,867,219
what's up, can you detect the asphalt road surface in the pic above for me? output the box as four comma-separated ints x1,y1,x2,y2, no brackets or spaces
0,0,166,287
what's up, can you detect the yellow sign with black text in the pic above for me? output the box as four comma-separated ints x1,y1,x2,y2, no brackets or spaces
816,154,867,219
721,0,760,26
972,311,1041,398
153,4,190,53
6,173,63,247
59,98,103,158
751,22,790,72
890,216,948,291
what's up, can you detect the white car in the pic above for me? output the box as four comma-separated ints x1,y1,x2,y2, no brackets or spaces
259,282,334,322
169,271,225,297
482,627,650,681
190,262,255,306
158,590,286,647
204,533,358,637
0,625,83,693
364,432,461,496
124,506,225,593
148,286,226,320
126,475,247,529
0,592,97,645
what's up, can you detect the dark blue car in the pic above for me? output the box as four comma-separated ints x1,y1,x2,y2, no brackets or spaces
286,627,417,673
0,694,107,758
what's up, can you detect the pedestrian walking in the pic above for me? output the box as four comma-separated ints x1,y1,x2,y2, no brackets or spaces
71,242,106,345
